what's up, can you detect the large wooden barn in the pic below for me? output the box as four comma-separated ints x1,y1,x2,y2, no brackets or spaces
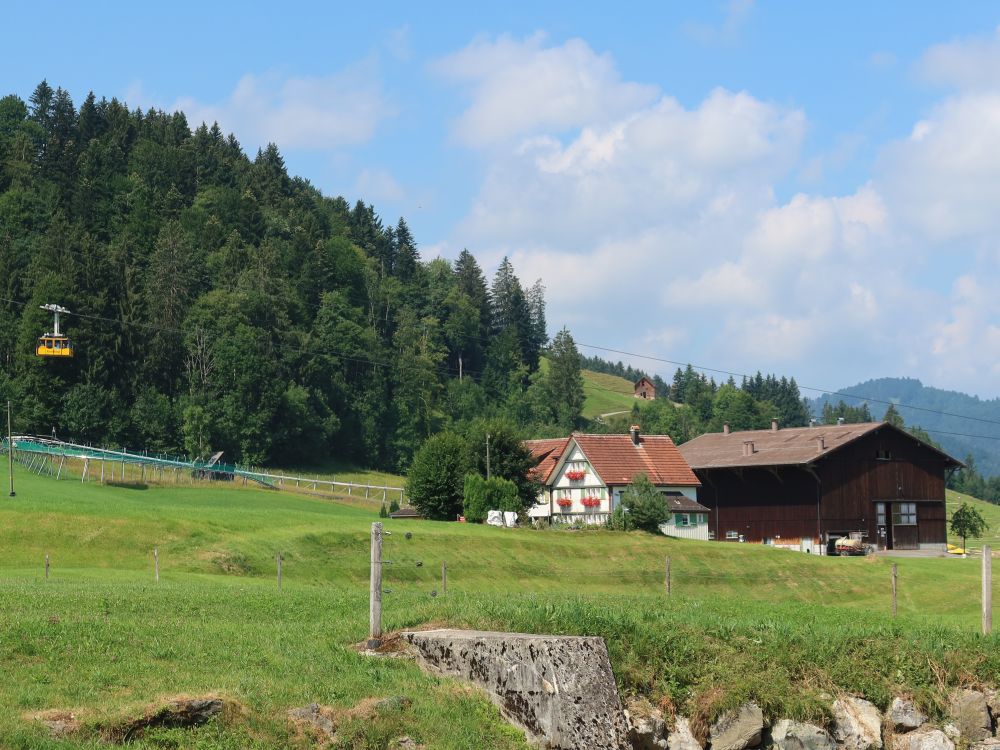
678,421,962,553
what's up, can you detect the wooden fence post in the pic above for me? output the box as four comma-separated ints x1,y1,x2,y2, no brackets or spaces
369,522,383,647
45,553,50,580
276,552,283,591
984,545,993,635
891,563,898,617
665,556,671,596
442,561,447,596
154,547,159,583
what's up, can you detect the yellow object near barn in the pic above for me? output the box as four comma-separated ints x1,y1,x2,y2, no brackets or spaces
36,304,74,358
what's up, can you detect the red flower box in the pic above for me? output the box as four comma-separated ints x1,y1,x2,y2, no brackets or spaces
556,498,572,508
565,470,586,481
581,496,601,508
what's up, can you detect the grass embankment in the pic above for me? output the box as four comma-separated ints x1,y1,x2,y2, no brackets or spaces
947,489,1000,551
581,370,637,419
1,464,998,748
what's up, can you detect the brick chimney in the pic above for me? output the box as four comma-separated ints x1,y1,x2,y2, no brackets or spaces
837,417,845,426
629,424,640,446
723,423,730,435
816,436,826,451
771,418,779,432
742,440,755,457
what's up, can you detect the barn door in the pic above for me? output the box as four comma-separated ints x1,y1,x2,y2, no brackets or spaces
891,502,918,550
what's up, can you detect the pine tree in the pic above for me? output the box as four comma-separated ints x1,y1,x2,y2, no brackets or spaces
394,217,419,282
546,327,585,428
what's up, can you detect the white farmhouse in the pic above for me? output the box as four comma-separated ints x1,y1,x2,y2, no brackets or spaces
525,425,710,539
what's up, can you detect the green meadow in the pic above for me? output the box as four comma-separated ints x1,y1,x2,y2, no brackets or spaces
1,462,998,749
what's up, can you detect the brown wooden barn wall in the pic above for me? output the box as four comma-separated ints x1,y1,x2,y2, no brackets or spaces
697,426,950,548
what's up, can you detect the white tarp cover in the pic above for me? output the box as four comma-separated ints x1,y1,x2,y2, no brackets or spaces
528,503,551,518
486,510,519,527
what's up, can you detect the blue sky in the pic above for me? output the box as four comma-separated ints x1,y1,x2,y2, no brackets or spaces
5,2,1000,397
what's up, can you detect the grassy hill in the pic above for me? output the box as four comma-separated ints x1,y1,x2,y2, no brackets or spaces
1,463,998,748
540,355,638,419
947,489,1000,550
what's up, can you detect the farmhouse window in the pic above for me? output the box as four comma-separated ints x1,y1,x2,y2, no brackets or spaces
675,513,691,527
697,513,707,524
557,489,572,501
892,502,916,526
726,530,739,540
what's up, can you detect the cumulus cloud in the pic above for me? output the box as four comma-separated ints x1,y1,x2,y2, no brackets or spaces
919,27,1000,91
436,31,1000,395
172,64,395,151
431,33,658,146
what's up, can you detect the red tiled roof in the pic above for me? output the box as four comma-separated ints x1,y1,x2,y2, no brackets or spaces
524,437,569,482
570,433,700,487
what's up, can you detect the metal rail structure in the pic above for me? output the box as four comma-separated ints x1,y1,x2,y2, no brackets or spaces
1,435,405,503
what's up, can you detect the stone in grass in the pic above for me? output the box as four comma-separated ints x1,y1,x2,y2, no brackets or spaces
771,719,837,750
970,740,1000,750
403,629,632,750
29,710,80,739
949,689,993,743
890,727,955,750
832,697,883,750
889,698,929,733
668,717,703,750
287,703,337,741
625,698,668,750
709,702,764,750
389,737,425,750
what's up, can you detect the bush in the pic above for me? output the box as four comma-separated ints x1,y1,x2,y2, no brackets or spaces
406,432,471,520
621,473,668,533
388,498,400,513
463,473,521,523
607,505,632,531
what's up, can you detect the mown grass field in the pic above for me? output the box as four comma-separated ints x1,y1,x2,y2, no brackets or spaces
1,461,998,749
580,370,637,419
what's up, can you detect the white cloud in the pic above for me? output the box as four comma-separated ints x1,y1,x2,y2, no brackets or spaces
354,167,404,203
171,64,395,151
919,27,1000,91
684,0,755,45
436,31,1000,396
431,33,658,147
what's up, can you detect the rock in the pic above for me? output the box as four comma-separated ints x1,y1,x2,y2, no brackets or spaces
889,698,928,732
832,697,883,750
30,710,80,739
709,702,764,750
373,696,413,715
668,717,702,750
942,724,960,741
890,727,954,750
287,703,337,741
949,689,992,743
625,699,668,750
403,629,632,750
984,689,1000,723
771,719,837,750
971,740,1000,750
389,736,425,749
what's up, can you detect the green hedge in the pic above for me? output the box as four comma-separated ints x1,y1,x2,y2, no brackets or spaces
463,473,520,522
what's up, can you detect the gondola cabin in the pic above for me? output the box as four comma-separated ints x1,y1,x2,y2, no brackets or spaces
36,303,74,358
36,335,73,357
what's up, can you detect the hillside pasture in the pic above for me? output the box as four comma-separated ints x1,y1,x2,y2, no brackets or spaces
1,463,998,749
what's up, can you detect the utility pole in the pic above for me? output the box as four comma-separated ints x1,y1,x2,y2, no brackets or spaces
486,433,491,479
7,401,14,497
458,355,463,382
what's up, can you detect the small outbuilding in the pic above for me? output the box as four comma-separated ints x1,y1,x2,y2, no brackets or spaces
634,376,656,400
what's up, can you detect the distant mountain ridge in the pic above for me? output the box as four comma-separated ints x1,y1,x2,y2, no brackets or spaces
809,377,1000,477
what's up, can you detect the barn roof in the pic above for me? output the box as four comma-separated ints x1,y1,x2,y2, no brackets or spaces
678,422,963,470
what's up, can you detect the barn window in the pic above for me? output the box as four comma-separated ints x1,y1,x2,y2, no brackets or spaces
893,502,916,526
876,449,893,461
726,530,739,540
875,502,886,526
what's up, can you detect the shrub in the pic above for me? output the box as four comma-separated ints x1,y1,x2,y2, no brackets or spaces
621,473,668,533
463,473,521,523
406,432,471,520
607,505,632,531
388,498,400,513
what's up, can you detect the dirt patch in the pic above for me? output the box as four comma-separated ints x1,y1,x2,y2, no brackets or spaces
25,709,81,739
213,551,256,575
288,696,414,747
99,695,234,742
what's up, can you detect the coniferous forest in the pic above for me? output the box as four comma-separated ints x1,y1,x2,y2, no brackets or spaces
0,81,869,475
0,82,587,470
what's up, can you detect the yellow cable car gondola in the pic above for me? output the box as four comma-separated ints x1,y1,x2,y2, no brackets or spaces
36,303,74,358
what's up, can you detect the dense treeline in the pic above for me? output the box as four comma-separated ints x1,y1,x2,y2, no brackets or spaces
0,81,587,469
